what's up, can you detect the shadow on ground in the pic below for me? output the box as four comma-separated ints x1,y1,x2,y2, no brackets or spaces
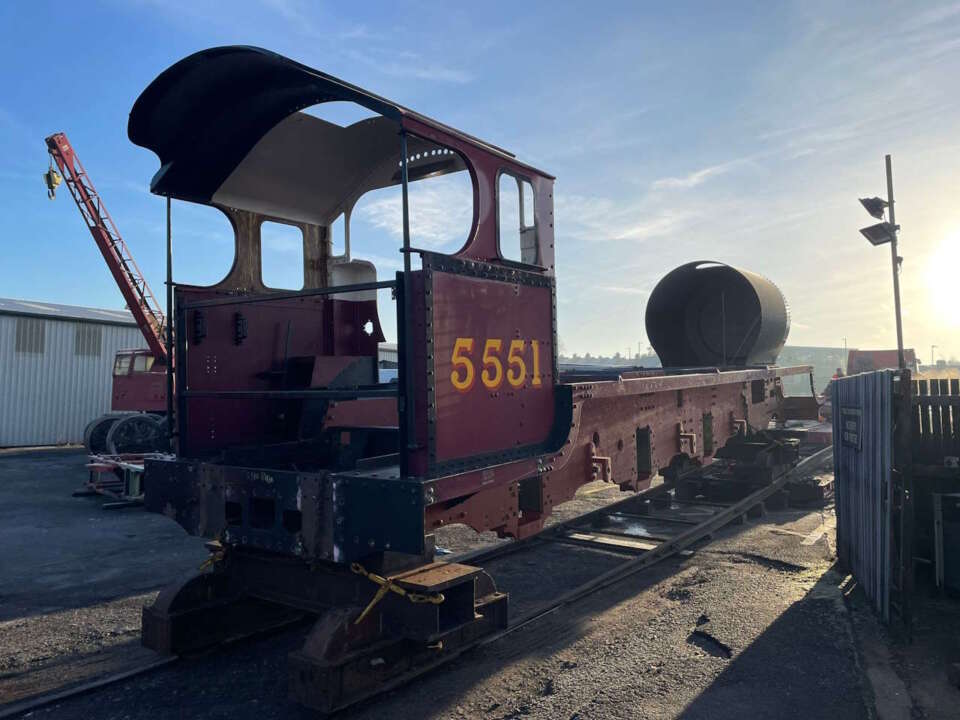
676,563,870,719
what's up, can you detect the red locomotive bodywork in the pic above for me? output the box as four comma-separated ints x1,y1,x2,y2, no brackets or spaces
130,46,816,565
174,286,383,456
110,349,166,413
431,271,555,461
405,255,558,478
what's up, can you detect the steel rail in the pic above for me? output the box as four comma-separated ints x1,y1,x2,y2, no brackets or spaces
0,657,177,720
453,473,683,568
181,387,398,400
5,446,833,718
323,444,834,713
0,608,311,719
489,444,834,636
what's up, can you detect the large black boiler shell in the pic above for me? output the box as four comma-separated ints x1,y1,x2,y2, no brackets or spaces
645,261,790,368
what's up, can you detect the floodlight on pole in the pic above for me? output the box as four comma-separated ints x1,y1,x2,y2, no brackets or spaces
859,196,888,220
859,221,898,246
857,155,905,369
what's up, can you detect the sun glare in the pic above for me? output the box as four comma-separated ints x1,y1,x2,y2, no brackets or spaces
926,236,960,328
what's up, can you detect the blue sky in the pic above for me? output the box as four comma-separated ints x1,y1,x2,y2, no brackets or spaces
2,1,959,360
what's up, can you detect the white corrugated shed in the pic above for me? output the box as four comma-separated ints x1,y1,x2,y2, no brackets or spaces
378,342,398,364
0,298,146,446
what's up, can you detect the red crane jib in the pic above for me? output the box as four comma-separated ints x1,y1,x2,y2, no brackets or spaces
45,132,168,364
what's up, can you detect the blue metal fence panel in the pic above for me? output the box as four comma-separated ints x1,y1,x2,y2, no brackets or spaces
832,369,894,622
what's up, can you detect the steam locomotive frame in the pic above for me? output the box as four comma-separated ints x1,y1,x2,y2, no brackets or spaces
126,48,821,709
132,46,816,565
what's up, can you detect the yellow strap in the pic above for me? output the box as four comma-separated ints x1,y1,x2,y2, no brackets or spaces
351,562,444,625
199,535,227,571
198,550,224,571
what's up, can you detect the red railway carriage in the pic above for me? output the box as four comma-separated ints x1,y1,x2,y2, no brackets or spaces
131,46,814,562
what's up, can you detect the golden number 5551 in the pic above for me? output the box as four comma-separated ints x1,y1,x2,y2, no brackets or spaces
450,337,543,392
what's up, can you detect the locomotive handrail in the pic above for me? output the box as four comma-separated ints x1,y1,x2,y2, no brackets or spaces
182,279,397,309
400,245,550,273
559,364,770,377
180,386,398,400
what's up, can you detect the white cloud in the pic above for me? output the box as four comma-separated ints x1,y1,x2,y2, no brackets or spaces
612,210,696,241
357,177,473,251
903,2,960,31
554,191,702,245
651,163,732,190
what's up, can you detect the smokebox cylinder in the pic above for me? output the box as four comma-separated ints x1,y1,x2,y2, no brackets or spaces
645,261,790,368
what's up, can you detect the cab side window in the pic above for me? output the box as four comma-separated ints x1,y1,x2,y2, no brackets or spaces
498,173,538,265
260,220,305,290
133,355,155,373
113,354,132,376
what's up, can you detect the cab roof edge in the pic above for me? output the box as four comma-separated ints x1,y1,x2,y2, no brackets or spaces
128,45,553,203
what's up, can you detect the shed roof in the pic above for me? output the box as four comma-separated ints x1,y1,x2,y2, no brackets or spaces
0,298,137,327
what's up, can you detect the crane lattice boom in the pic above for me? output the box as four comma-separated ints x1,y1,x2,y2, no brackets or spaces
45,132,167,363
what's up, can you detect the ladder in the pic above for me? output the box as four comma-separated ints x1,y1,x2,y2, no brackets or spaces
45,132,167,363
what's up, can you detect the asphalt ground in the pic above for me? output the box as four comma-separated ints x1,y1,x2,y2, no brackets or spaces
0,449,207,622
0,448,882,719
0,449,207,707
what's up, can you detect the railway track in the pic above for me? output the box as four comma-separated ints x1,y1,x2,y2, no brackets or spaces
329,443,834,712
480,444,832,626
1,444,832,719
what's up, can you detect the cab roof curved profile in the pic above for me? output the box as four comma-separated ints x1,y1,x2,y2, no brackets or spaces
127,45,550,226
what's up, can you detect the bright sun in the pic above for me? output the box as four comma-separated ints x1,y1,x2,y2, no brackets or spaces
926,236,960,329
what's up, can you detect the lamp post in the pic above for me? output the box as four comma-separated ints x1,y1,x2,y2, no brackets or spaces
858,154,905,369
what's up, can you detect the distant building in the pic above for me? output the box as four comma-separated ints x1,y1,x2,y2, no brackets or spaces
0,298,145,447
558,353,660,369
847,348,919,375
916,358,960,382
777,346,848,395
378,342,398,367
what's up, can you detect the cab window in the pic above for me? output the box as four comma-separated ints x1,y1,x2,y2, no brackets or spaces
113,354,132,376
133,354,155,373
260,220,305,290
497,172,538,265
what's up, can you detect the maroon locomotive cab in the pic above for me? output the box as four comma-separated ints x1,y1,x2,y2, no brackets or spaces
409,254,556,476
110,349,167,413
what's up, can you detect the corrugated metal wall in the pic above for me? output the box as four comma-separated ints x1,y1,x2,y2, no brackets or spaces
0,315,145,446
832,369,895,622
